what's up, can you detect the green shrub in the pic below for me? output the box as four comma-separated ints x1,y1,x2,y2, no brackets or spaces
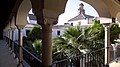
27,26,42,42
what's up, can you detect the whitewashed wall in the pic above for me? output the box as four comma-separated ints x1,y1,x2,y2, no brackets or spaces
52,28,65,39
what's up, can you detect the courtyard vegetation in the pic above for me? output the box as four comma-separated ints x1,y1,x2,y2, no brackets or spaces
23,19,120,62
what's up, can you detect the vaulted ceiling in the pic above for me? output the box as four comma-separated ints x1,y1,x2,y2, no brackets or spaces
1,0,120,31
0,0,16,30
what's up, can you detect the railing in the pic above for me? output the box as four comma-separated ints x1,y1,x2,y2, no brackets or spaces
14,41,19,58
23,47,42,67
5,36,105,67
52,48,105,67
5,36,42,67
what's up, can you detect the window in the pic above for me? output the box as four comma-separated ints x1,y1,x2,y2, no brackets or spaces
26,30,30,36
57,31,60,35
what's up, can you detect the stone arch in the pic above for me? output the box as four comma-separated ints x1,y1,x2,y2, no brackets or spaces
16,0,32,28
104,0,120,18
30,0,68,25
81,0,111,17
11,16,18,41
11,16,16,29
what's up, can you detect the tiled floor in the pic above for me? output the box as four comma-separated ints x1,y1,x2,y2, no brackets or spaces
110,58,120,67
0,40,17,67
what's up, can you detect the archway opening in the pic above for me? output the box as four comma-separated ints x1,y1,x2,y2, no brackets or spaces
58,0,99,25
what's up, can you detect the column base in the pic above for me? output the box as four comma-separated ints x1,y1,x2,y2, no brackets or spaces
17,64,23,67
17,61,23,67
105,64,109,67
42,65,52,67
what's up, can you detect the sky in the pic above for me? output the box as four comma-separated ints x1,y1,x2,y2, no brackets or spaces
57,0,99,25
29,0,99,25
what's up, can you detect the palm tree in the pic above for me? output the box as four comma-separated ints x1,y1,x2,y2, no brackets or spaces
84,20,104,50
53,26,83,61
53,20,105,61
52,20,120,66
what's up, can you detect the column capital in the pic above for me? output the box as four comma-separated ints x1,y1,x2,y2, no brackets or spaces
37,17,58,26
8,28,11,31
34,9,59,25
42,23,52,33
42,17,58,26
16,25,24,30
103,23,111,28
11,28,16,31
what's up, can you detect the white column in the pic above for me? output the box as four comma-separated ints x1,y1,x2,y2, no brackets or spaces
17,28,23,67
11,28,15,53
8,29,11,48
42,24,52,67
104,25,110,67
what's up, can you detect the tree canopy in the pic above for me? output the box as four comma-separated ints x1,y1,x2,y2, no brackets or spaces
27,26,42,42
53,19,120,61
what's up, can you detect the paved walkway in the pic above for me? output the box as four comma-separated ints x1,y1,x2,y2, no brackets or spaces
0,40,17,67
110,57,120,67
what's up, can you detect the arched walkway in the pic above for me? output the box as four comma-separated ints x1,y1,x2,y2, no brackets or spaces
3,0,120,67
0,40,17,67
